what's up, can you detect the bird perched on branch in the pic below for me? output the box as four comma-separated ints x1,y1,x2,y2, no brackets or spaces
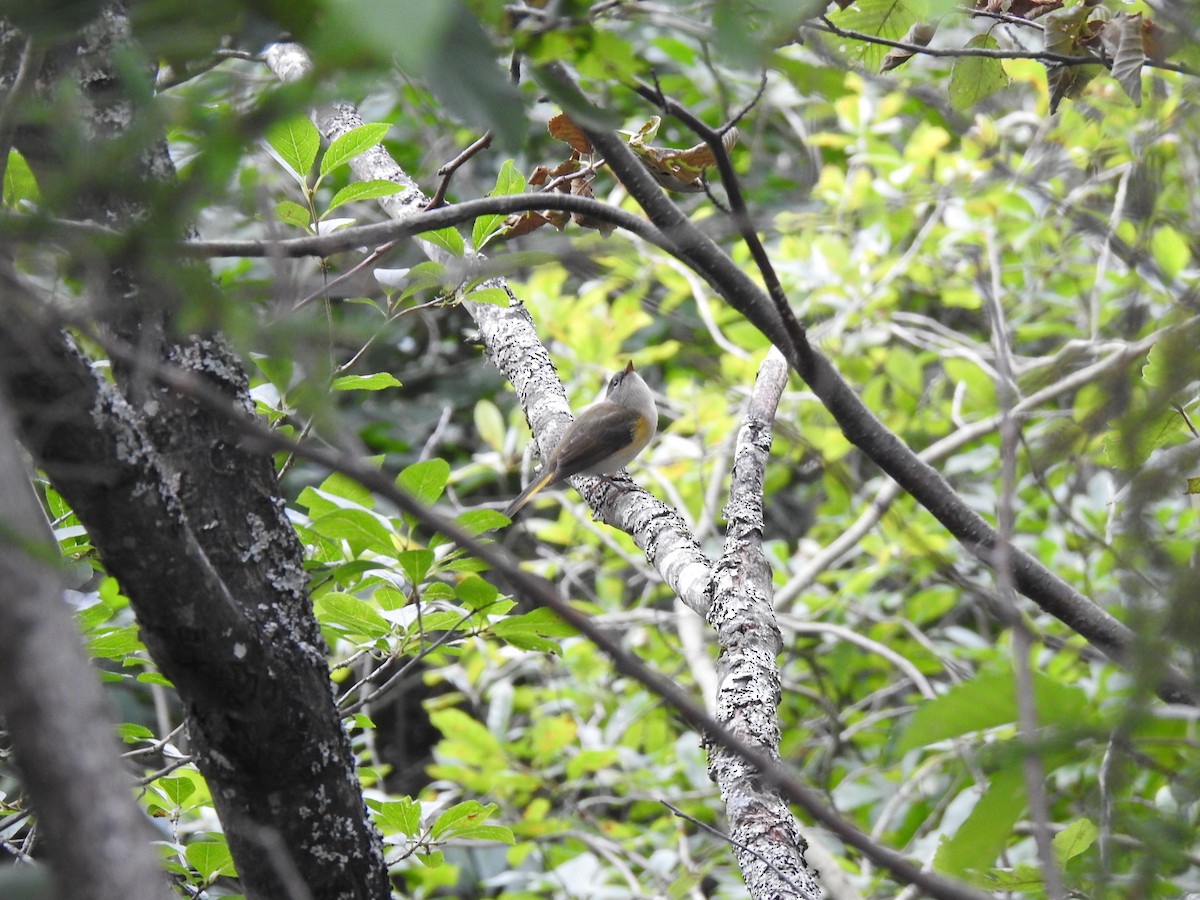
504,362,657,519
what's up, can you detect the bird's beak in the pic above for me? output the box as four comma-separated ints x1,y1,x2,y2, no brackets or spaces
624,361,635,374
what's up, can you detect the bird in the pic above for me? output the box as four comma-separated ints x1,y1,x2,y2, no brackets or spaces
504,362,657,519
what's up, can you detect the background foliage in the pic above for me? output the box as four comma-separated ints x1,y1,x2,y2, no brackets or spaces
3,0,1199,897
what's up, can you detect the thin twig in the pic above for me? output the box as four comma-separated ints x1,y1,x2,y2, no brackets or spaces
960,5,1046,30
810,15,1200,77
632,75,801,350
426,131,493,210
810,16,1102,65
155,48,263,91
4,193,673,259
980,231,1067,900
661,801,819,900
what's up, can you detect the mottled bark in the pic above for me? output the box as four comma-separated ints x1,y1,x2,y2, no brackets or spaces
0,9,388,899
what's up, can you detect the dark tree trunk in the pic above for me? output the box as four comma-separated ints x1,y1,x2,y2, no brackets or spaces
0,9,390,899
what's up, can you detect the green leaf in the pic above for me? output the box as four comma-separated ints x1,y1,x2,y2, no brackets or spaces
397,549,434,585
492,158,525,196
456,574,499,611
933,766,1025,876
297,486,337,518
492,608,572,652
473,399,506,452
274,199,312,229
317,592,391,639
266,115,319,181
409,609,472,634
441,557,490,573
467,286,510,306
77,599,115,632
826,0,926,69
430,800,510,841
115,722,155,743
452,508,509,537
158,776,196,806
397,459,450,506
575,29,643,81
1150,226,1189,280
316,471,375,508
87,625,145,660
329,0,525,146
185,841,236,879
320,123,391,177
472,159,524,249
949,35,1009,111
4,149,39,207
893,669,1090,754
326,179,405,213
713,0,826,68
374,585,408,610
253,355,293,392
566,747,618,779
988,865,1044,891
368,796,423,837
331,372,402,392
418,226,464,257
429,708,504,761
136,672,174,687
309,509,394,555
472,215,503,252
1053,818,1098,865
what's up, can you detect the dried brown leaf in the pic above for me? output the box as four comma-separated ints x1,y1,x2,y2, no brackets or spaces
568,176,613,235
500,211,556,240
547,113,592,154
1109,12,1145,106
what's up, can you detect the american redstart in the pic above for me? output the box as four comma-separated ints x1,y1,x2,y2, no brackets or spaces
504,362,657,519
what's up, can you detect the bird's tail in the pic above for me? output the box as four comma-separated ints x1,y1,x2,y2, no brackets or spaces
503,466,559,519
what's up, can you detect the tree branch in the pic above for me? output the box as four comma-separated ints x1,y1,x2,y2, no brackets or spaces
709,348,819,900
535,61,1198,707
87,323,996,900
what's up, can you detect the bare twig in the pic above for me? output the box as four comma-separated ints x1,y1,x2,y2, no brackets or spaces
426,131,493,210
661,801,819,900
979,231,1066,900
808,15,1199,77
0,192,676,259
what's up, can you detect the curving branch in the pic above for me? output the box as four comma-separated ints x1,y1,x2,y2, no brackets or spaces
0,193,678,260
536,61,1197,707
805,16,1200,78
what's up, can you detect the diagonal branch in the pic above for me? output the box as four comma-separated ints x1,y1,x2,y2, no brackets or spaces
536,62,1197,707
90,317,996,900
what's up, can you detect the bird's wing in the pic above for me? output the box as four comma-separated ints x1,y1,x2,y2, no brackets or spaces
553,405,645,477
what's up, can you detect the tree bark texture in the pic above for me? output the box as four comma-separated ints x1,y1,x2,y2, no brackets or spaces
0,11,389,899
0,388,171,900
